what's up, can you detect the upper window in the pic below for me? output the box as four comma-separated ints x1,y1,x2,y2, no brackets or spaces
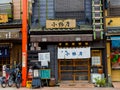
0,0,12,4
109,0,120,16
55,0,85,21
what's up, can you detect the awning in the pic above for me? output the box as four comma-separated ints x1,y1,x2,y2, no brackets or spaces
30,34,93,42
0,28,21,39
111,36,120,48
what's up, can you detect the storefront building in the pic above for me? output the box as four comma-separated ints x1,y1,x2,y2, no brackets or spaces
0,0,22,75
28,0,106,83
105,0,120,81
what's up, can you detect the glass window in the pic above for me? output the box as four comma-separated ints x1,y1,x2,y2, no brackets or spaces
0,0,12,4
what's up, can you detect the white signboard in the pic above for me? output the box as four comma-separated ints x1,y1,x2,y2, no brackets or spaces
38,52,50,67
38,52,50,61
58,47,90,59
41,61,48,67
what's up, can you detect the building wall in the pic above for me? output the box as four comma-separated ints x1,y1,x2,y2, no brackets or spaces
105,3,120,81
13,0,21,19
31,0,92,28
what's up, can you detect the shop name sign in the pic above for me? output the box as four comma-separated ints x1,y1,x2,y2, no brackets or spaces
0,14,8,23
58,47,91,59
46,19,76,29
0,31,20,39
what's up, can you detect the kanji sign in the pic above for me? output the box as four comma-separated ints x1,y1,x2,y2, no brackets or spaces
58,47,91,59
46,19,76,29
0,14,8,23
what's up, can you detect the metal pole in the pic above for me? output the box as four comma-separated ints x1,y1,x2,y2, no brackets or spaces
22,0,28,87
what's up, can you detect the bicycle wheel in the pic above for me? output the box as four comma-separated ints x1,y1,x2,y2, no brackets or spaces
15,78,21,88
1,78,7,88
8,78,13,87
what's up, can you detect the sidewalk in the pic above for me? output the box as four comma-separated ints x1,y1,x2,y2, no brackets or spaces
0,87,118,90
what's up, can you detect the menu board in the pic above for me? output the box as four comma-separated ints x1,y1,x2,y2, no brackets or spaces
39,69,51,79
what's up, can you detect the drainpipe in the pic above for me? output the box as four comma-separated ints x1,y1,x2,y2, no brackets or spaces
22,0,28,87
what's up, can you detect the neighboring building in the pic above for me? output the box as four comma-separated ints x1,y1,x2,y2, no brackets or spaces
105,0,120,81
28,0,106,83
0,0,22,75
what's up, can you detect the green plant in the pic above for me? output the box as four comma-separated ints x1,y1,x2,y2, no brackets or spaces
94,77,106,87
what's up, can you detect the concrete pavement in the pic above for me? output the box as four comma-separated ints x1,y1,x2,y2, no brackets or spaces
0,87,120,90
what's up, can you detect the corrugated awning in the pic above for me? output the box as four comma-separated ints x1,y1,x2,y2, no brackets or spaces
111,36,120,48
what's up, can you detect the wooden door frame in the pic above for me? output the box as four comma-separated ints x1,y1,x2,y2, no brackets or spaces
58,59,90,82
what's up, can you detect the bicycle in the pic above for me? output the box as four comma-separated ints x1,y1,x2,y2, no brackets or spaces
1,67,14,88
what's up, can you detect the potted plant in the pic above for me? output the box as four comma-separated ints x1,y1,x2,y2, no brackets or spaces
94,77,101,87
94,77,106,87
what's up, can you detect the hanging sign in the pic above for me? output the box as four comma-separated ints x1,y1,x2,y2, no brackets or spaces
58,47,91,59
46,19,76,29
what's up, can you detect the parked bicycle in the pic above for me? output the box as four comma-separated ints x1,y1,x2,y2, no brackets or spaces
1,63,22,88
14,64,22,88
1,66,14,88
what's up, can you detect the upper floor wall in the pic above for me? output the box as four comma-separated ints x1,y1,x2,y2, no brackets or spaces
13,0,21,20
0,0,22,23
30,0,92,29
104,0,120,33
104,0,120,17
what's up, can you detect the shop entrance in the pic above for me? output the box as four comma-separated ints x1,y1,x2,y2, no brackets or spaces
58,59,90,82
0,46,10,76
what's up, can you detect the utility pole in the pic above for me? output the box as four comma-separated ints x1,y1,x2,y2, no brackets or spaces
22,0,28,87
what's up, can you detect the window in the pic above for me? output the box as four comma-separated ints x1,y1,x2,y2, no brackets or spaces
109,0,120,16
55,0,85,21
0,0,12,4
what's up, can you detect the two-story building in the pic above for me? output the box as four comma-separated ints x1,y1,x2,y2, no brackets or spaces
28,0,107,84
0,0,22,75
105,0,120,81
